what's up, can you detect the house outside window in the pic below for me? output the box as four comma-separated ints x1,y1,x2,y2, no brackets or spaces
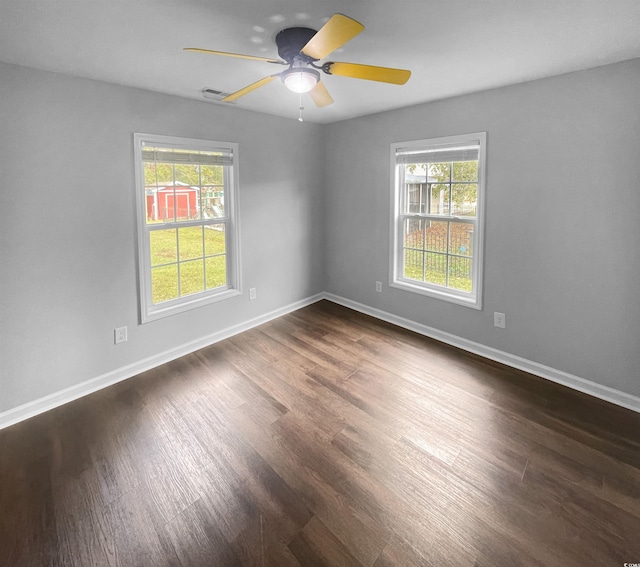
390,132,486,309
134,133,241,322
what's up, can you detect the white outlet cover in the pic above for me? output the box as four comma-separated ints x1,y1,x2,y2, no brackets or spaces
494,312,506,328
114,326,128,344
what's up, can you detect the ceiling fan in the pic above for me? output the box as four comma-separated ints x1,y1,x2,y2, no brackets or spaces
184,13,411,108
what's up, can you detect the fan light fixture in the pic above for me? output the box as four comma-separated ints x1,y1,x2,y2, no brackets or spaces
282,67,319,93
184,13,412,108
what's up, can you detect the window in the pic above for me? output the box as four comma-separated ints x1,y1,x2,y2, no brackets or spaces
391,132,486,308
134,133,240,322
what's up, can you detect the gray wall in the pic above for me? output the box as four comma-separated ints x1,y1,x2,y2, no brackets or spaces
2,57,639,417
0,62,326,413
324,58,640,398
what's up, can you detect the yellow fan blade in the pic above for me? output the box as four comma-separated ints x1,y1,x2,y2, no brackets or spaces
327,62,411,85
301,14,364,60
184,48,284,64
222,75,279,102
309,81,334,107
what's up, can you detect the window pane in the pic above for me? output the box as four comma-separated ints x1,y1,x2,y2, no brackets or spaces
426,221,449,253
204,224,226,256
144,161,161,186
448,256,472,292
145,187,176,223
175,165,201,221
180,259,205,296
174,163,199,185
143,160,175,223
452,161,478,182
205,255,227,289
201,164,223,185
151,264,178,304
143,163,199,223
202,186,225,218
425,252,447,286
403,249,424,281
403,218,424,250
150,186,177,223
429,185,450,215
144,163,161,223
150,229,177,266
175,187,198,221
428,162,450,182
405,183,427,214
452,184,477,217
178,226,204,261
201,165,225,218
402,164,427,214
450,222,474,258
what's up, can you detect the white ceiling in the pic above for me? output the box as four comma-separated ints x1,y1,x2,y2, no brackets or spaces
2,0,640,124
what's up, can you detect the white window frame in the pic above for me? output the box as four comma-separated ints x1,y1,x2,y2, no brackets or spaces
390,132,486,309
134,133,241,323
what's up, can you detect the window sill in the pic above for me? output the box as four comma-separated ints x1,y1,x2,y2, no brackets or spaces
390,279,481,310
142,287,242,323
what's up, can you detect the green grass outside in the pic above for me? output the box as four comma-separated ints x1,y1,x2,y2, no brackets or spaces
149,225,227,304
148,222,471,303
404,266,472,292
403,221,473,292
404,253,472,292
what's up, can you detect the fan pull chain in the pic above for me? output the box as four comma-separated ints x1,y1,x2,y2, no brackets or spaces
298,93,304,122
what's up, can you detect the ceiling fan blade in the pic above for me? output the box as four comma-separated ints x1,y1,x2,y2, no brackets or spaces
184,48,285,65
222,75,279,102
309,81,334,107
301,14,364,60
326,62,411,85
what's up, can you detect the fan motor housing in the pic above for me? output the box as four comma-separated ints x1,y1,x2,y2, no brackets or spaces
275,27,317,62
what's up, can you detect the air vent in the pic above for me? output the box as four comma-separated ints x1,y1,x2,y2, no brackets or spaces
201,88,236,104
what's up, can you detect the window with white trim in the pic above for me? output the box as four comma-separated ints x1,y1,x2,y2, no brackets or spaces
391,132,486,309
134,133,240,322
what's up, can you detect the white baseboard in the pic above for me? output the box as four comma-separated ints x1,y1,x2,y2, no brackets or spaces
0,293,324,430
323,293,640,415
3,290,638,430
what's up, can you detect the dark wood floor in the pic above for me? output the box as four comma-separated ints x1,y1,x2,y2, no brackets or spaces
1,300,640,566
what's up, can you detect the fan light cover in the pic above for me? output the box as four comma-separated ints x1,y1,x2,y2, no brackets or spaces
282,68,319,93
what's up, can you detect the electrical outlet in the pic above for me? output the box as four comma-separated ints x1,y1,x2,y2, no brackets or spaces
249,287,257,301
114,326,128,344
375,281,383,293
494,312,506,329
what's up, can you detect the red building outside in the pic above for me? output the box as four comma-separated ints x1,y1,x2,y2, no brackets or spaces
145,182,198,221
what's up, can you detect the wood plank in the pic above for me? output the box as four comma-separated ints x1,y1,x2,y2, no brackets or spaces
164,498,243,567
288,516,365,567
1,300,639,566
